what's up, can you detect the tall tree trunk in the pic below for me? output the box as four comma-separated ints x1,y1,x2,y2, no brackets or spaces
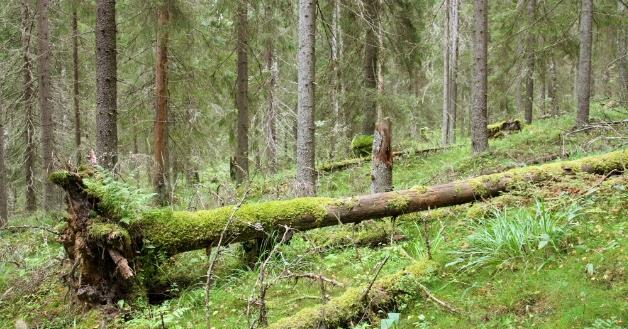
265,39,278,174
523,0,536,124
618,1,627,106
72,3,81,160
539,59,546,115
235,0,249,183
153,3,170,205
548,56,559,115
471,0,489,155
576,0,593,127
295,0,317,196
37,0,55,210
361,0,379,134
21,0,37,212
442,0,459,145
0,87,7,225
95,0,118,169
371,118,392,193
329,0,343,159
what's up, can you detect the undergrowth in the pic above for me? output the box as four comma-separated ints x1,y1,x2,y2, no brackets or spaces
0,104,626,328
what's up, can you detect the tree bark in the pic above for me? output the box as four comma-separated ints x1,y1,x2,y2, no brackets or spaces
0,87,7,225
471,0,489,154
153,3,170,205
576,0,593,127
371,118,392,193
295,0,317,196
618,1,627,106
235,0,249,183
37,0,56,211
72,3,81,159
442,0,459,145
265,31,278,175
361,0,379,134
21,0,37,212
523,0,536,124
548,56,559,115
328,0,343,159
95,0,118,169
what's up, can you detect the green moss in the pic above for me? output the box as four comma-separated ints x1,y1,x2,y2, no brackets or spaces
88,222,131,249
330,197,359,210
133,197,333,255
318,157,368,172
269,260,435,329
351,134,374,156
412,185,429,193
48,171,72,186
386,194,411,212
469,177,492,197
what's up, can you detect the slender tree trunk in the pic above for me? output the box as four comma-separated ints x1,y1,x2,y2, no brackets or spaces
0,87,7,225
295,0,317,196
548,56,559,115
329,0,343,159
361,0,379,134
265,36,278,174
471,0,489,155
95,0,117,169
235,0,249,183
263,3,277,174
539,59,546,115
618,1,627,105
72,3,81,160
371,118,392,193
523,0,536,124
576,0,593,126
442,0,459,145
37,0,55,210
21,0,37,212
153,4,170,205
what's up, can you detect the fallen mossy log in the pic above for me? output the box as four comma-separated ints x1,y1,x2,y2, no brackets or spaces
50,150,626,304
487,120,522,138
269,260,436,329
304,220,405,250
318,145,460,173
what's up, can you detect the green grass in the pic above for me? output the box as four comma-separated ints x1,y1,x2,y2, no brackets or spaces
0,103,626,328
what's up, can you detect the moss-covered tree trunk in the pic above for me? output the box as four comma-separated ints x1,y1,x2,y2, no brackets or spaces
50,150,626,304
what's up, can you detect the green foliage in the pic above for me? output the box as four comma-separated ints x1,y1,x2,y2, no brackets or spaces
82,167,155,224
351,134,374,156
451,200,580,271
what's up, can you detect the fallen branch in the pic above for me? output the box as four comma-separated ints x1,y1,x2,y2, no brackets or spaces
268,260,436,329
318,145,460,173
417,282,459,314
282,270,344,288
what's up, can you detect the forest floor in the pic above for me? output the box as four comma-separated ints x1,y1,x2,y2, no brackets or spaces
1,102,626,328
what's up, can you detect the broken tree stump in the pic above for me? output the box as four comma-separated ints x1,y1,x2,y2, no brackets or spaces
371,118,393,193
